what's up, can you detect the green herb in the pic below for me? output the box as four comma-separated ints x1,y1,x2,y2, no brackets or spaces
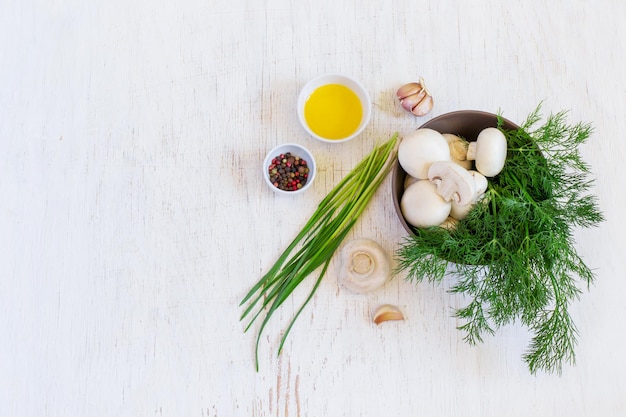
396,105,604,374
241,134,399,370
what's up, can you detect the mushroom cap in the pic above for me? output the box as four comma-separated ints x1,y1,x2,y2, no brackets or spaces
450,200,474,220
400,180,451,228
398,128,451,179
337,238,391,293
466,127,507,177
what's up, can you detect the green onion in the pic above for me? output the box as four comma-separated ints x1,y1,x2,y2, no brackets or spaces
240,133,399,370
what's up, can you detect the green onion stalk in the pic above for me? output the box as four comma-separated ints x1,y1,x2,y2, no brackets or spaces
240,133,399,370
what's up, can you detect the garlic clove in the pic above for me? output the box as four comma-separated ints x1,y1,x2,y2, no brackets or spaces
411,93,433,117
396,82,424,100
373,304,405,325
399,88,427,112
396,78,434,117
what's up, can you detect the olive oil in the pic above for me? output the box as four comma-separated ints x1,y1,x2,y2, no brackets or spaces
304,84,363,140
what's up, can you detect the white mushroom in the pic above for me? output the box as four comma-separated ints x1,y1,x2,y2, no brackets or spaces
450,198,477,220
427,161,477,206
400,180,451,228
403,174,419,190
449,170,489,220
398,128,451,179
466,127,508,177
439,216,459,230
442,133,472,170
468,170,489,195
337,238,391,293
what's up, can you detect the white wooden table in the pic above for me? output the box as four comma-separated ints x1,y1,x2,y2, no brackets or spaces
2,1,625,415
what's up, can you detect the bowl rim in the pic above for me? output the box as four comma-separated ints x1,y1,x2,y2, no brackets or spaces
263,142,316,195
297,73,372,144
391,110,520,235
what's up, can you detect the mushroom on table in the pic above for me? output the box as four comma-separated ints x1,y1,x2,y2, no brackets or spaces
467,127,508,177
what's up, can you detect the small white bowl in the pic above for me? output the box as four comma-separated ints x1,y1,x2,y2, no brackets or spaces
263,143,316,195
297,73,372,143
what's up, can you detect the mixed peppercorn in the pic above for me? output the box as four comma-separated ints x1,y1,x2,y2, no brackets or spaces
268,152,310,191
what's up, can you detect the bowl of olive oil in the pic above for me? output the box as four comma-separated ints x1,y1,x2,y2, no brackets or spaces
297,73,372,143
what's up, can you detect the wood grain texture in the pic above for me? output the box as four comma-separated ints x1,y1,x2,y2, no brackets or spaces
1,0,625,416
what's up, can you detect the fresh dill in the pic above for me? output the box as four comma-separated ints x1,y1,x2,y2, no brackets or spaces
396,105,604,374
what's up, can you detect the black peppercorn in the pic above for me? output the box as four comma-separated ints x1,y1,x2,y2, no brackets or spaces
268,152,309,191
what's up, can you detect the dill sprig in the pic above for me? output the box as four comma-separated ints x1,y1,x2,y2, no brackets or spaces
241,134,399,370
396,105,604,374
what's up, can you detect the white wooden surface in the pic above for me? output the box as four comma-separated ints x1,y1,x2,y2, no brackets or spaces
2,0,625,416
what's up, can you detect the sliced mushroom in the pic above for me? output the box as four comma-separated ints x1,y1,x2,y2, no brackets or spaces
468,170,488,195
337,238,391,293
449,170,488,220
427,161,477,206
400,180,451,228
466,127,507,177
398,128,451,179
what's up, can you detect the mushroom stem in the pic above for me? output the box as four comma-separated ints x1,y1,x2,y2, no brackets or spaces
351,252,374,274
427,161,477,205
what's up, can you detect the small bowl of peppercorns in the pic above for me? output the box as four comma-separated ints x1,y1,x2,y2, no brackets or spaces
263,143,316,195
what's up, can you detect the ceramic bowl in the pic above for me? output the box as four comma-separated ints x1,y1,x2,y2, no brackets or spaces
391,110,520,235
263,143,316,195
297,73,372,143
